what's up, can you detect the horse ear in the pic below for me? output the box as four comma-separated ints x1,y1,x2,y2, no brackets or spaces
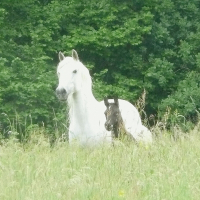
114,97,119,107
59,51,65,61
104,97,109,107
72,49,79,61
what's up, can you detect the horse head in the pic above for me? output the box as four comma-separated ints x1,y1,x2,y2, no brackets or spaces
56,50,91,101
104,97,121,133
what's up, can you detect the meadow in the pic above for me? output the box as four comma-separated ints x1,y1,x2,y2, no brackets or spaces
0,125,200,200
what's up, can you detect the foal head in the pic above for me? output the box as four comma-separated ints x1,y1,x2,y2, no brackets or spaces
104,97,122,138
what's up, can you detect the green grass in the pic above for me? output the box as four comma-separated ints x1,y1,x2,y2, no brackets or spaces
0,131,200,200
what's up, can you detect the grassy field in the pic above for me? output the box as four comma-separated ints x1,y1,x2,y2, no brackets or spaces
0,129,200,200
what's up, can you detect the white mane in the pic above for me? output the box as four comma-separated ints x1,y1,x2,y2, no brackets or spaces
66,61,95,128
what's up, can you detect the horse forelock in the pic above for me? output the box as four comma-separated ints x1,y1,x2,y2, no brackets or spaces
57,56,74,70
58,56,92,87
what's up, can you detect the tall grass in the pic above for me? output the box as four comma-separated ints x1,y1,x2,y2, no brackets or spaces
0,125,200,200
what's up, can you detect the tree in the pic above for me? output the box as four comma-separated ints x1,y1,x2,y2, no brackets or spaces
1,0,200,137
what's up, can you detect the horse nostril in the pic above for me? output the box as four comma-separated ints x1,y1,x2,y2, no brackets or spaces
56,88,66,95
105,122,107,128
56,88,68,101
105,122,111,131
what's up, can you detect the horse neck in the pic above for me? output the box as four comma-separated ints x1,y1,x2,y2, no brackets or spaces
69,89,99,122
113,115,124,138
113,126,119,138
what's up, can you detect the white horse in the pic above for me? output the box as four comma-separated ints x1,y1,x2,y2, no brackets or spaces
56,50,152,146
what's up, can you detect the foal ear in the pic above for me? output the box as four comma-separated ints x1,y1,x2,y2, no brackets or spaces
114,97,119,107
104,97,109,107
59,51,65,61
72,49,79,61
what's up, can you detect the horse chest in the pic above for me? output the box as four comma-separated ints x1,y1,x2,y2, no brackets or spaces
70,112,103,136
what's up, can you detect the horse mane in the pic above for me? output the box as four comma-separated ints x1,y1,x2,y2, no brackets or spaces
57,57,73,70
66,59,93,122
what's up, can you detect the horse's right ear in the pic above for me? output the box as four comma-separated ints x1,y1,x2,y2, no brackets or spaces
104,97,109,107
114,97,119,107
72,49,79,61
59,51,65,61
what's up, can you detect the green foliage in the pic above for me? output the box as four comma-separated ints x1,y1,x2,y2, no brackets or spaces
0,0,66,135
159,71,200,126
0,0,200,134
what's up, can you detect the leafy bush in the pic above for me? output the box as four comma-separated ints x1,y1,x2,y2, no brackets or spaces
159,71,200,130
1,0,200,137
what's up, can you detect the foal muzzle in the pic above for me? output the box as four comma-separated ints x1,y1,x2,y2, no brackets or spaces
105,122,113,131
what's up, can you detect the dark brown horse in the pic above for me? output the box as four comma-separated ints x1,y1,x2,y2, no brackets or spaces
104,97,134,141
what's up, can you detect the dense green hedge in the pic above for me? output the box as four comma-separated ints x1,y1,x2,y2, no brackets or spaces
0,0,200,135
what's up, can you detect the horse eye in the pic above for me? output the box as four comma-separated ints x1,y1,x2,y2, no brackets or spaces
73,69,77,73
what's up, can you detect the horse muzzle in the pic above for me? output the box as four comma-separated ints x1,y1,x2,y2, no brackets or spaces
56,87,68,101
105,122,113,131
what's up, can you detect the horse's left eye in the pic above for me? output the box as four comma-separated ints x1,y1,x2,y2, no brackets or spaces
73,70,77,73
